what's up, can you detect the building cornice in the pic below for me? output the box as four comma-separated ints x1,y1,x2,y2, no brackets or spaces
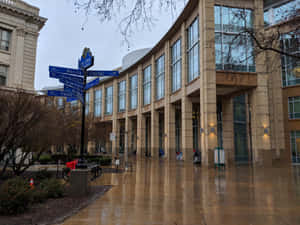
0,0,47,30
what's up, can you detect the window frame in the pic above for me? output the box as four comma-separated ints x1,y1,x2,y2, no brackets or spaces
105,85,113,115
155,54,165,100
171,39,182,92
143,65,152,106
0,28,11,52
130,74,138,109
94,89,102,117
214,5,255,72
0,65,8,86
118,80,126,112
187,17,200,83
288,96,300,119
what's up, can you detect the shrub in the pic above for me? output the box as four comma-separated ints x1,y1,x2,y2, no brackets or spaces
0,177,32,215
30,188,47,204
35,169,52,181
52,154,68,163
39,154,53,165
40,178,64,199
100,156,112,166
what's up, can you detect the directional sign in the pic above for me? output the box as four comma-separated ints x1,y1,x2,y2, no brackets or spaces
67,97,78,102
49,66,83,76
85,78,100,90
79,48,94,70
59,78,84,89
50,72,84,83
59,75,84,87
64,85,83,95
47,90,77,98
87,70,119,77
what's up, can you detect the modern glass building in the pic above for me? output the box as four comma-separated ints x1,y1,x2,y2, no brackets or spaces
49,0,299,167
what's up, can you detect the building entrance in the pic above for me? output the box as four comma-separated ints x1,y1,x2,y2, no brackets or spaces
119,123,125,154
233,95,248,163
175,105,181,155
145,115,151,157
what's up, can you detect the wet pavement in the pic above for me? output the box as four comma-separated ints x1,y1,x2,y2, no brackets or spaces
61,159,300,225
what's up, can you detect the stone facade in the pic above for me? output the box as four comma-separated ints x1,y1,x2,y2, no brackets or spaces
0,0,46,91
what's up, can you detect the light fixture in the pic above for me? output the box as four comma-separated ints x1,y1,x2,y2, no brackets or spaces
264,127,270,136
208,124,216,135
209,127,216,135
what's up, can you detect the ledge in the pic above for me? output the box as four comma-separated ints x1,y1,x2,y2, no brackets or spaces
216,71,257,87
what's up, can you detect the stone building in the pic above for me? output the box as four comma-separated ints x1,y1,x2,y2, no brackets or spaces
51,0,299,167
0,0,46,91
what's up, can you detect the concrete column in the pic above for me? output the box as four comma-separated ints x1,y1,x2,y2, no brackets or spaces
137,65,145,158
151,56,159,158
125,74,130,162
164,40,175,160
181,97,193,161
200,0,218,167
89,89,95,117
13,28,25,88
165,103,176,160
112,79,119,158
180,21,193,162
101,84,105,118
222,97,234,166
249,0,272,166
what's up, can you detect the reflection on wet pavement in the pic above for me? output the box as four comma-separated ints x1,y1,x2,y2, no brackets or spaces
61,159,300,225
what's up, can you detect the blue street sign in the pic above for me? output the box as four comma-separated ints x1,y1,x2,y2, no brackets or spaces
67,97,78,102
49,66,83,76
59,75,84,87
59,78,84,89
85,78,100,90
64,85,83,95
50,72,84,83
47,90,77,98
87,70,119,77
79,48,94,69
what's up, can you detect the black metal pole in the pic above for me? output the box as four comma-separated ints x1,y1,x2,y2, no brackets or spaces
77,69,87,168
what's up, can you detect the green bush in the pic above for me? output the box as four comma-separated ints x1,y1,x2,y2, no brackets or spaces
39,154,53,165
0,177,32,215
52,154,68,163
100,156,112,166
30,188,47,204
35,169,52,180
40,178,64,199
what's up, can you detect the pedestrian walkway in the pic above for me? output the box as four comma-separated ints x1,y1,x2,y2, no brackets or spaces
61,159,300,225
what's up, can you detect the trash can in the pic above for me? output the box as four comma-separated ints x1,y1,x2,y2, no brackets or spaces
214,147,225,168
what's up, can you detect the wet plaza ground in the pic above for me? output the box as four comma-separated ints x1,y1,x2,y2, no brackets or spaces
61,159,300,225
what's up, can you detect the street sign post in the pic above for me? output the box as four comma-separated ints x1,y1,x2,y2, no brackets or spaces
49,66,83,76
87,70,119,77
47,47,119,169
85,78,100,90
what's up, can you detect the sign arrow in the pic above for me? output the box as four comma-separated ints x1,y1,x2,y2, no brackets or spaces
85,78,100,90
47,90,78,98
49,66,83,76
87,70,119,77
50,72,84,83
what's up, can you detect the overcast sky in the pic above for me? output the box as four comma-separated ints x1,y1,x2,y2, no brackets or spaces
23,0,185,90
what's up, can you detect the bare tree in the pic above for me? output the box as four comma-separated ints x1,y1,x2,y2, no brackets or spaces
0,90,59,176
73,0,185,46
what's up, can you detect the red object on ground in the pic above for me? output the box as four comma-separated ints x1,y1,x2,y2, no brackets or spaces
66,160,78,170
30,178,34,189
